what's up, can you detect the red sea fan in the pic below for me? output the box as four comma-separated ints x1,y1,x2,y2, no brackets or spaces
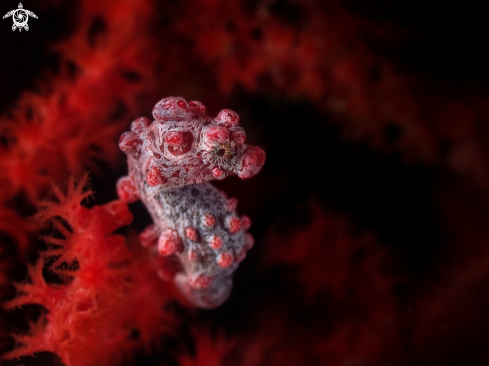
260,202,403,365
185,304,397,366
264,203,397,303
401,180,489,366
178,328,236,366
0,0,160,290
3,175,178,366
0,0,159,203
409,247,489,366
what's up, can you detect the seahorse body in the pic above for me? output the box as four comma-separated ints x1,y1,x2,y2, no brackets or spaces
117,97,265,308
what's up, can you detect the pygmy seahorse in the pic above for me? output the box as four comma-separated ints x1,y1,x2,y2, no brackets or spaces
117,97,265,308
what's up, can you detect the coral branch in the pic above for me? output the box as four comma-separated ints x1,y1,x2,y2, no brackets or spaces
3,176,177,365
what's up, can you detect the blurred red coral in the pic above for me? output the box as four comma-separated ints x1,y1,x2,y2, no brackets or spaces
0,0,159,202
258,202,402,365
264,203,397,303
409,249,489,366
399,180,489,366
178,328,236,366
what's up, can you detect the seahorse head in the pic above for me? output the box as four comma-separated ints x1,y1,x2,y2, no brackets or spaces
119,97,266,189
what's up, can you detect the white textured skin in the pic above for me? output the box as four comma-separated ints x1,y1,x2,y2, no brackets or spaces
117,97,264,308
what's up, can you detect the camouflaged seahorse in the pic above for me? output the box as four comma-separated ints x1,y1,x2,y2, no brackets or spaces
117,97,265,308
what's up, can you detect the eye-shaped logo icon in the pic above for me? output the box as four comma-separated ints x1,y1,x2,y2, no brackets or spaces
3,3,37,32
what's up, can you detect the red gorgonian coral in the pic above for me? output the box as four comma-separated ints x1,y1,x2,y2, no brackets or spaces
3,175,178,366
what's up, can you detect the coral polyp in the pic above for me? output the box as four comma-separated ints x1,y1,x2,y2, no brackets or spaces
117,97,266,308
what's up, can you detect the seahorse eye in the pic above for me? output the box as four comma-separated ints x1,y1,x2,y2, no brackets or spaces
216,142,233,158
217,148,226,157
